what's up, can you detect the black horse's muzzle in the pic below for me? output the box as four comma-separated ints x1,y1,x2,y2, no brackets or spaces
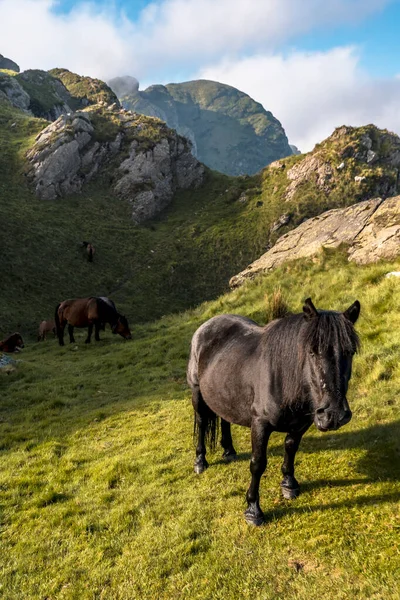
315,404,352,431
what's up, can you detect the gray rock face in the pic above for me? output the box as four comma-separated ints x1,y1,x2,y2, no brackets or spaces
230,196,400,287
0,54,20,72
115,136,204,223
26,112,100,200
108,76,139,97
26,104,205,221
0,72,31,112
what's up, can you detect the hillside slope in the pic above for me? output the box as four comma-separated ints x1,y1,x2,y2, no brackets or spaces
2,89,400,336
0,249,399,598
2,60,400,336
109,78,292,175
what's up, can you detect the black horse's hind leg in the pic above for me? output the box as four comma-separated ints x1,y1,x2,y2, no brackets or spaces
221,418,237,462
68,325,75,343
85,324,93,344
280,428,308,499
192,386,209,475
245,418,271,526
94,322,101,342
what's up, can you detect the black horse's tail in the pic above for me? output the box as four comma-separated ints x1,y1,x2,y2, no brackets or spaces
193,406,219,452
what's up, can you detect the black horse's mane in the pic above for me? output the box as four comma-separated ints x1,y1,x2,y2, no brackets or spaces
265,311,360,405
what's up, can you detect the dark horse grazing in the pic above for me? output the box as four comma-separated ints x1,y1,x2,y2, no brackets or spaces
0,333,24,353
55,297,131,346
187,298,360,525
82,241,94,262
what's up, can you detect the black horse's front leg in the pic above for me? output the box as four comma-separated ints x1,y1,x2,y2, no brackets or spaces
221,418,237,462
280,427,309,499
85,323,93,344
245,418,271,526
68,324,75,343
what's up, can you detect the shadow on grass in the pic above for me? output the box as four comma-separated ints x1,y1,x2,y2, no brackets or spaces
264,490,400,523
211,421,400,487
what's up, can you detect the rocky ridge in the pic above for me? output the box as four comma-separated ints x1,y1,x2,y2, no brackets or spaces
25,103,204,223
229,195,400,287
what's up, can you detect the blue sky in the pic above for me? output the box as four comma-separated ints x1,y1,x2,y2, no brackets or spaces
51,0,400,78
1,0,400,149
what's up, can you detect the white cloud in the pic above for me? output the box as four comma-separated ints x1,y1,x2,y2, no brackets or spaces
1,0,399,151
0,0,393,80
197,47,400,151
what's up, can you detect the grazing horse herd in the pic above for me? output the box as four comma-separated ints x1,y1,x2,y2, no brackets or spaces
1,294,361,525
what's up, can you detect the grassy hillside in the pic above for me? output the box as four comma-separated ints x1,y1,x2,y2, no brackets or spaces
1,97,400,340
49,68,120,110
0,250,399,598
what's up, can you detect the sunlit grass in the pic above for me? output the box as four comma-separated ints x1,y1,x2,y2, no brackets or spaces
1,252,399,599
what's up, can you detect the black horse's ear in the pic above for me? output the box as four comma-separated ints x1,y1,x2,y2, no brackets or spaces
344,300,360,324
303,297,318,320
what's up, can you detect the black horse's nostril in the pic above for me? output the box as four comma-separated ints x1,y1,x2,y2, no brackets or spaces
340,409,352,423
316,405,330,415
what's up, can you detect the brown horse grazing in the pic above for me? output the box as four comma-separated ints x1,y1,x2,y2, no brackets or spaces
55,297,131,346
82,241,95,262
38,320,56,341
0,333,24,352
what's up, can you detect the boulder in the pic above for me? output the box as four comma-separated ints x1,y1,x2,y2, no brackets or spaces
230,196,400,287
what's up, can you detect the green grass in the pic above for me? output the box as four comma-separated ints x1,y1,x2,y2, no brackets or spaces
1,251,399,599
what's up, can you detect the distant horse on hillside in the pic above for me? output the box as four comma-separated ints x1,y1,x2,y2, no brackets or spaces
37,320,56,341
55,297,131,345
187,297,360,525
0,333,24,353
82,241,95,262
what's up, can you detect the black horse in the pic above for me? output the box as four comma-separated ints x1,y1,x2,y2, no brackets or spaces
187,298,360,525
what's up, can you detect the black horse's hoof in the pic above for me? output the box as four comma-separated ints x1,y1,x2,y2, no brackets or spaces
281,485,300,500
194,459,208,474
244,506,265,526
222,450,237,463
281,476,300,499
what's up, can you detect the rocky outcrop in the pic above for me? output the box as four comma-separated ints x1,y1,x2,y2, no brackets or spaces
0,54,20,72
0,71,31,111
25,104,205,221
230,196,400,287
108,76,139,97
110,78,292,176
15,70,73,120
115,137,204,223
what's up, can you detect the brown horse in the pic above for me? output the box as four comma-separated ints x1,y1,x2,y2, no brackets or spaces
82,241,95,262
55,297,131,345
0,333,24,352
38,320,56,341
